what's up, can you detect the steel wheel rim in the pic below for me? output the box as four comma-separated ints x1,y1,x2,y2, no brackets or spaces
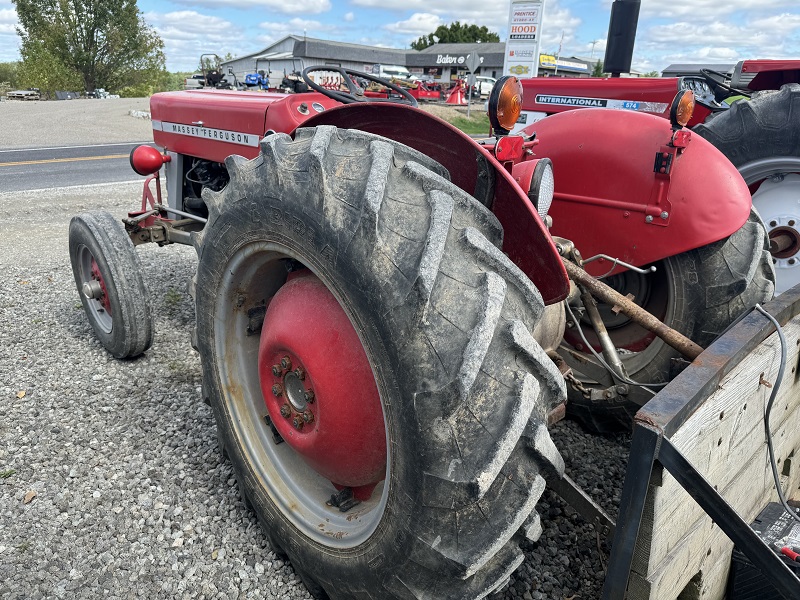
213,240,390,549
738,156,800,186
77,245,112,334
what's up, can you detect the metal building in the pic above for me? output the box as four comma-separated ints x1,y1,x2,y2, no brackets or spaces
221,36,410,88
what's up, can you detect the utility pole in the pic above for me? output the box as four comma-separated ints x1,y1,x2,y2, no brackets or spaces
554,30,564,76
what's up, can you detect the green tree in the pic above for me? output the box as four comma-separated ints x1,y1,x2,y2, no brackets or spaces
0,61,20,87
592,60,604,77
642,70,660,77
411,22,500,51
13,0,166,95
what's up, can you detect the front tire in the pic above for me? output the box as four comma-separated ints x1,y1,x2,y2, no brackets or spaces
193,126,566,599
68,211,153,359
695,83,800,294
565,209,775,432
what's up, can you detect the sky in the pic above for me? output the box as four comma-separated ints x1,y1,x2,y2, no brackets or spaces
0,0,798,73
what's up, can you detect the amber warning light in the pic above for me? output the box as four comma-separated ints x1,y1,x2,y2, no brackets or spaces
669,90,695,129
488,75,524,135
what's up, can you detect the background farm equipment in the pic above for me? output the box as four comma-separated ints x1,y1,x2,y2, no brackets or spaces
517,0,800,296
184,54,244,91
68,56,786,599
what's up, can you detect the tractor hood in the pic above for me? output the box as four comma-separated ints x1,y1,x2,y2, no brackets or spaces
149,89,340,163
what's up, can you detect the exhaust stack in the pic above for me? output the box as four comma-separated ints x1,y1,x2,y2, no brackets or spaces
603,0,641,77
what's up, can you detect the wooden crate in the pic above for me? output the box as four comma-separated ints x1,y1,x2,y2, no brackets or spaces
626,294,800,599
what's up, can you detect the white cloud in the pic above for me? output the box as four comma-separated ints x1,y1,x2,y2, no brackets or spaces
383,13,443,36
168,0,330,14
0,7,19,61
144,11,250,71
258,17,324,32
257,18,342,45
344,12,355,22
538,4,581,52
0,7,17,34
640,0,797,19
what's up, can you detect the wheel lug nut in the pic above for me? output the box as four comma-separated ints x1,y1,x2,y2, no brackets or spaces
280,404,291,418
294,367,305,380
272,383,283,397
304,389,315,403
302,410,314,424
271,365,282,377
280,356,292,370
292,415,304,430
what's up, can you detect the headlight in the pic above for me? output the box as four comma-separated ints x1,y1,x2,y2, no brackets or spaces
528,158,555,218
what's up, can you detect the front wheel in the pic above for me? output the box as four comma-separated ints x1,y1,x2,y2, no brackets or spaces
68,211,153,359
193,126,566,599
565,209,775,432
694,83,800,294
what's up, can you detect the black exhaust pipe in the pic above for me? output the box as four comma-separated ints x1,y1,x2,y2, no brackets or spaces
603,0,641,77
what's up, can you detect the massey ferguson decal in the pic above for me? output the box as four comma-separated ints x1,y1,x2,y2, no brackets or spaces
152,120,260,147
534,95,669,113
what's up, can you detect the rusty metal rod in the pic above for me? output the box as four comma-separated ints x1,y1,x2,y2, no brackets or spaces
578,285,627,377
562,259,704,361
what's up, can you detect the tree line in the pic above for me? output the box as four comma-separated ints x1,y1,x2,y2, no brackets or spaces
3,7,654,99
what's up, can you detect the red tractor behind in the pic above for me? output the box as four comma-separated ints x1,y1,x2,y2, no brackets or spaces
517,0,800,295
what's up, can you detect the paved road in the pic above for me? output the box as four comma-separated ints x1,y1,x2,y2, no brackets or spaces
0,142,154,192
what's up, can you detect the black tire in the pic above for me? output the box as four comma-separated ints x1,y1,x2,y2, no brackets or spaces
193,126,566,599
694,83,800,175
695,84,800,294
566,209,775,433
69,211,153,359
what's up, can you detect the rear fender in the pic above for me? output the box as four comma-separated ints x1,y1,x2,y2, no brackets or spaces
734,60,800,91
522,109,752,277
301,103,569,304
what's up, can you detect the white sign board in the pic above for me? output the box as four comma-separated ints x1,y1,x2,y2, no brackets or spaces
503,0,545,79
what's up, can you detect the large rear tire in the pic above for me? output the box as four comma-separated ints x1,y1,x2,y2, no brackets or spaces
68,211,153,359
694,83,800,294
566,209,775,432
193,126,566,599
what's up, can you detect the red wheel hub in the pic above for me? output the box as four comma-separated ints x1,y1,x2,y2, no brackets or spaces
258,271,386,492
90,258,111,314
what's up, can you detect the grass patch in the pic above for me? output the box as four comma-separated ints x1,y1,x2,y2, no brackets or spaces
0,469,15,478
164,287,182,313
448,113,491,135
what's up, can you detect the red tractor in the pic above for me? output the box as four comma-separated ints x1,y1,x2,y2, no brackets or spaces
68,61,773,598
518,0,800,295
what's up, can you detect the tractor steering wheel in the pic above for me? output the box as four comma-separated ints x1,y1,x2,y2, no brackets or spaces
301,66,418,108
700,68,751,101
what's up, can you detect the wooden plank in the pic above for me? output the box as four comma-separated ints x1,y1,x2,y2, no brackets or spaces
646,335,798,565
626,317,800,599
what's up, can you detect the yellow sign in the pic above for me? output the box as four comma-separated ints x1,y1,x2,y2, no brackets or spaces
539,54,557,68
509,64,531,75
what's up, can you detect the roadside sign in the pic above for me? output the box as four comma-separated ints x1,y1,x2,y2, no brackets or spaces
503,0,545,78
465,51,481,74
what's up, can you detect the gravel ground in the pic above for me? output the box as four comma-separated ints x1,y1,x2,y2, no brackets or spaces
0,100,631,600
